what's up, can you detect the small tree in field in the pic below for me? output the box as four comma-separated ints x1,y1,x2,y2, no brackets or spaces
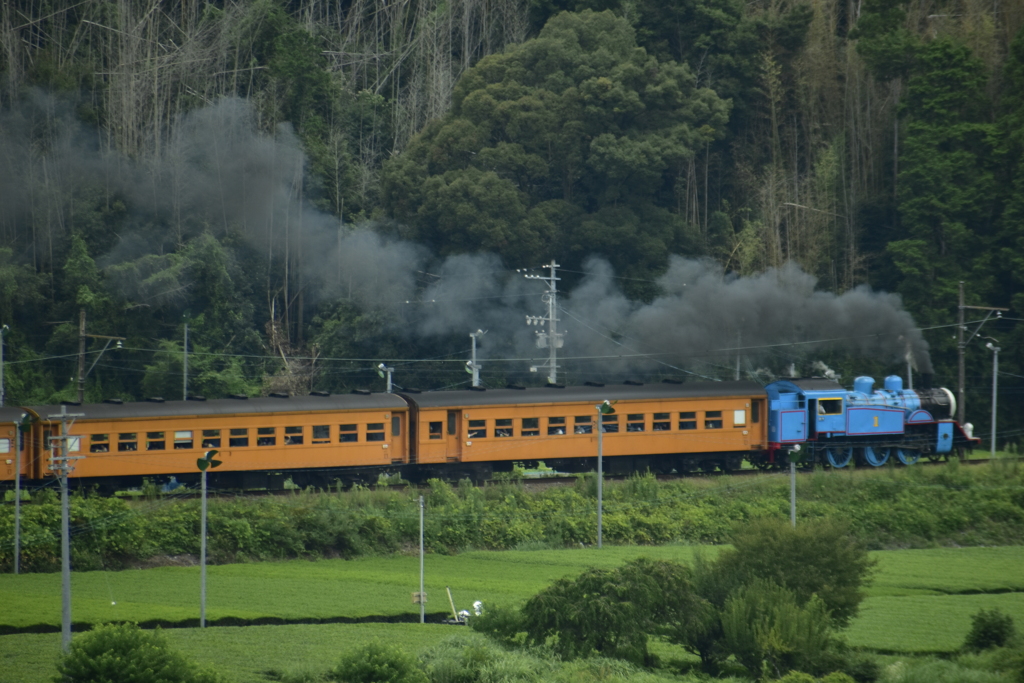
964,608,1016,652
518,557,699,665
54,623,224,683
716,517,875,627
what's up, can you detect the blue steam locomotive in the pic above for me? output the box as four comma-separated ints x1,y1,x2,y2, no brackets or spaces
764,376,977,467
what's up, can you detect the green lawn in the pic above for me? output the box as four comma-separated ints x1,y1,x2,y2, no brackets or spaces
2,544,1023,682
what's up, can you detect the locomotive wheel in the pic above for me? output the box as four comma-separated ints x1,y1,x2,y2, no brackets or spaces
895,448,920,465
824,447,853,468
861,446,889,467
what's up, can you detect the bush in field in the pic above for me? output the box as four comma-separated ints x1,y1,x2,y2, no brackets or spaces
330,640,427,683
964,608,1016,652
468,603,527,647
720,580,836,679
420,633,551,682
54,622,224,683
518,557,698,665
716,517,875,627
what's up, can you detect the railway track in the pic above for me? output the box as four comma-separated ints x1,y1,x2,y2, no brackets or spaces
110,455,1020,499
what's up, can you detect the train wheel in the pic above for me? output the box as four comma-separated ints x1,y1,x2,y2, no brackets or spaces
824,447,853,468
896,448,920,465
862,446,889,467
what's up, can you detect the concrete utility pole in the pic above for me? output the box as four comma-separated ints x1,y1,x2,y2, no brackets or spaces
523,261,563,384
74,309,125,404
77,309,87,404
48,405,84,651
467,330,486,387
183,321,189,401
0,324,8,407
956,282,1008,425
986,341,1000,457
596,400,615,548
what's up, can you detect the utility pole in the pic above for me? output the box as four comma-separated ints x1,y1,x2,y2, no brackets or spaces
986,341,1000,457
0,324,8,406
48,405,84,651
956,282,1008,425
523,261,563,384
77,309,86,404
596,400,615,548
74,309,125,405
14,413,28,575
419,495,425,624
467,330,486,387
183,321,189,401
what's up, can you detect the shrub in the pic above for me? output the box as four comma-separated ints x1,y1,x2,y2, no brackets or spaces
329,640,427,683
964,608,1016,652
518,558,696,665
720,580,835,679
717,517,875,627
54,622,224,683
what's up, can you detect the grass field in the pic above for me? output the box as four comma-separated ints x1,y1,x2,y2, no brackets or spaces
0,545,710,630
2,545,1023,682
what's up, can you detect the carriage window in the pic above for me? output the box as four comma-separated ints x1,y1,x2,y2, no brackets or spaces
366,423,385,442
228,428,248,448
67,437,81,452
752,401,761,423
819,399,842,415
90,434,110,453
0,438,8,454
313,425,330,443
428,422,443,440
117,433,138,452
339,424,358,443
704,411,723,429
285,426,303,445
495,418,513,437
522,417,540,437
601,414,619,433
627,414,645,432
202,429,221,448
146,432,165,450
257,427,276,446
392,416,401,437
174,430,194,449
548,417,566,435
468,419,487,438
653,413,671,431
679,411,696,430
733,410,746,426
574,416,593,434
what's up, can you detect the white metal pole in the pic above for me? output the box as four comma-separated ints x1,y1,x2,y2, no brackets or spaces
990,344,1000,458
547,262,558,385
14,416,22,574
597,409,603,549
790,460,796,528
201,469,207,628
57,406,75,650
419,495,425,624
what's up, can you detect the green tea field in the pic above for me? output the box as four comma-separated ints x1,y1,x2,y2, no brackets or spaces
1,545,1022,682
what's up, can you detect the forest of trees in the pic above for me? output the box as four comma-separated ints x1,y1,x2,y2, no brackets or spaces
0,0,1020,445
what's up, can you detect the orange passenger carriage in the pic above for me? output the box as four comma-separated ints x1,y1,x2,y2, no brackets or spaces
19,393,410,493
402,381,768,479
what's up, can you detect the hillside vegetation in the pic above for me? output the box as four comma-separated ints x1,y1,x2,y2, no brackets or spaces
0,0,1021,442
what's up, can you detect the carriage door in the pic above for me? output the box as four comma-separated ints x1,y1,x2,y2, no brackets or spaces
390,414,407,464
446,410,463,462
